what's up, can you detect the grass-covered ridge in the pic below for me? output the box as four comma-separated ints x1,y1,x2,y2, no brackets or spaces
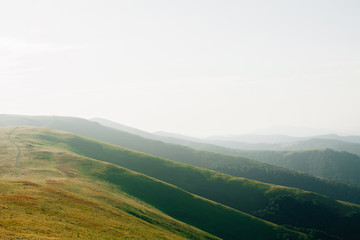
1,114,360,205
24,126,360,240
92,117,360,186
0,127,218,240
0,126,306,240
236,149,360,185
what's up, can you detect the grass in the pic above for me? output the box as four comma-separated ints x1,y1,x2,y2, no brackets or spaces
1,114,359,206
0,126,308,240
23,126,360,240
0,127,217,240
0,179,216,240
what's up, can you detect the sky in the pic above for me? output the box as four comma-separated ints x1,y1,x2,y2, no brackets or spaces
1,0,360,137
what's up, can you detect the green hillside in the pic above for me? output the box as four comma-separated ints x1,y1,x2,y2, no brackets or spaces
19,126,360,240
274,138,360,156
1,114,360,205
201,137,360,156
0,126,306,240
89,118,360,186
91,118,360,186
0,180,216,240
236,149,360,185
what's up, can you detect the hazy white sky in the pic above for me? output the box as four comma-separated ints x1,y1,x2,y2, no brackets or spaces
1,0,360,137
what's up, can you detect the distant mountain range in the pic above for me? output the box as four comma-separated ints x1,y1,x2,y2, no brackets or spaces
205,134,305,144
156,129,360,145
92,117,360,185
204,133,360,145
242,125,338,138
92,118,360,151
149,128,360,157
202,138,360,156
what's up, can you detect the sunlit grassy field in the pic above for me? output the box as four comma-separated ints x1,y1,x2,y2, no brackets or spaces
0,127,308,240
0,127,218,240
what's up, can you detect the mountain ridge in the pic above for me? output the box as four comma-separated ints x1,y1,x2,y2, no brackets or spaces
8,126,360,240
2,126,304,240
2,114,360,205
92,118,360,185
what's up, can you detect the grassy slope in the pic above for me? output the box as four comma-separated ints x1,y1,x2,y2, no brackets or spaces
0,127,218,240
0,180,212,240
90,118,360,186
24,127,360,240
236,149,360,185
1,115,360,205
0,127,305,240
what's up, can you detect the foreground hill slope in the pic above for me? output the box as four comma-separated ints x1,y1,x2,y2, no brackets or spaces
0,126,306,240
1,114,360,205
19,126,360,240
0,180,214,240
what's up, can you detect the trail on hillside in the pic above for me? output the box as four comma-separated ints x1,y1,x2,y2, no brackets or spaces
8,126,21,168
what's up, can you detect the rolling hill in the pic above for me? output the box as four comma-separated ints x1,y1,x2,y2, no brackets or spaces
236,149,360,185
310,134,360,144
1,114,360,206
201,138,360,156
93,118,360,186
10,126,360,240
1,126,306,240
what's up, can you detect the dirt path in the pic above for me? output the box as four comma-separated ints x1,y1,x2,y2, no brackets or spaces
8,126,21,168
